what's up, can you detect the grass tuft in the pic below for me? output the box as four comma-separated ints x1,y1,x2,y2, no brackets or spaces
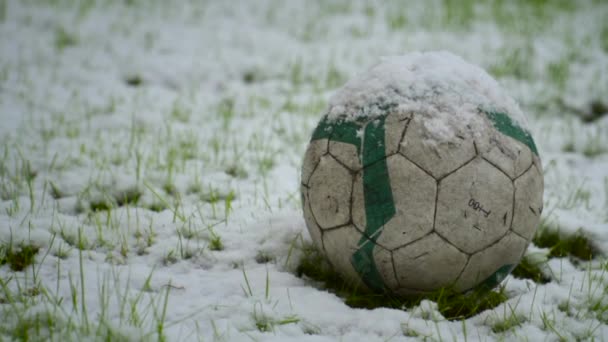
125,74,143,87
490,305,526,334
48,181,64,199
251,303,300,333
114,188,142,207
146,202,167,213
208,234,223,251
225,165,248,179
55,27,78,51
533,227,598,261
242,69,263,84
434,287,508,321
0,243,40,271
89,199,112,212
9,310,58,341
83,187,141,212
255,251,274,264
162,183,178,197
588,101,608,122
511,256,551,284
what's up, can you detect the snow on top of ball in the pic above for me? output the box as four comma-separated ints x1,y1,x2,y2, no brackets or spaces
327,51,528,143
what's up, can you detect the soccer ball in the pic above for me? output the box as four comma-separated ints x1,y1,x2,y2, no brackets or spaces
300,52,543,295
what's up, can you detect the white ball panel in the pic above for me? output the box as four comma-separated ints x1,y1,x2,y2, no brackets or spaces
301,139,328,186
372,247,400,291
455,232,528,292
375,155,435,250
392,234,468,291
308,156,353,229
435,158,514,254
329,140,361,171
477,128,533,179
400,114,476,179
512,164,544,240
384,112,412,156
301,186,323,250
322,225,367,289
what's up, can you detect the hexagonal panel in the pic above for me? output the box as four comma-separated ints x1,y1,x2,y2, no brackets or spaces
512,164,544,240
374,155,436,250
392,233,468,291
477,127,533,179
329,141,361,171
400,114,476,179
301,186,323,250
384,112,412,156
322,225,367,289
435,158,514,254
301,139,328,186
373,247,400,291
308,155,352,229
455,233,528,292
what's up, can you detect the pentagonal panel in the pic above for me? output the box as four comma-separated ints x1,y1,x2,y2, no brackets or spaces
308,155,352,229
435,158,514,254
329,141,361,171
352,172,366,232
455,233,528,292
512,164,544,240
373,247,399,291
477,130,532,179
301,186,323,250
375,155,436,250
301,139,328,186
392,234,468,291
400,114,476,179
322,225,367,289
384,113,412,156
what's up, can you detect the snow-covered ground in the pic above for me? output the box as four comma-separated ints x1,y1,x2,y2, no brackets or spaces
1,0,607,340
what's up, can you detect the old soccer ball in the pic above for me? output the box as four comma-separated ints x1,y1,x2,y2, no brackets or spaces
300,51,543,295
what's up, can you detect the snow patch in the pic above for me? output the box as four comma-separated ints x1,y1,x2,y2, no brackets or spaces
327,51,528,144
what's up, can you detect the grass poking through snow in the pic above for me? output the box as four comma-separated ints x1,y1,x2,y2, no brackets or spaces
0,242,40,272
295,220,603,322
511,256,552,284
1,0,607,340
295,243,508,320
533,226,598,261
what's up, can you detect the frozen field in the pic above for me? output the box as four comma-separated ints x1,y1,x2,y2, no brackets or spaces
1,0,608,340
